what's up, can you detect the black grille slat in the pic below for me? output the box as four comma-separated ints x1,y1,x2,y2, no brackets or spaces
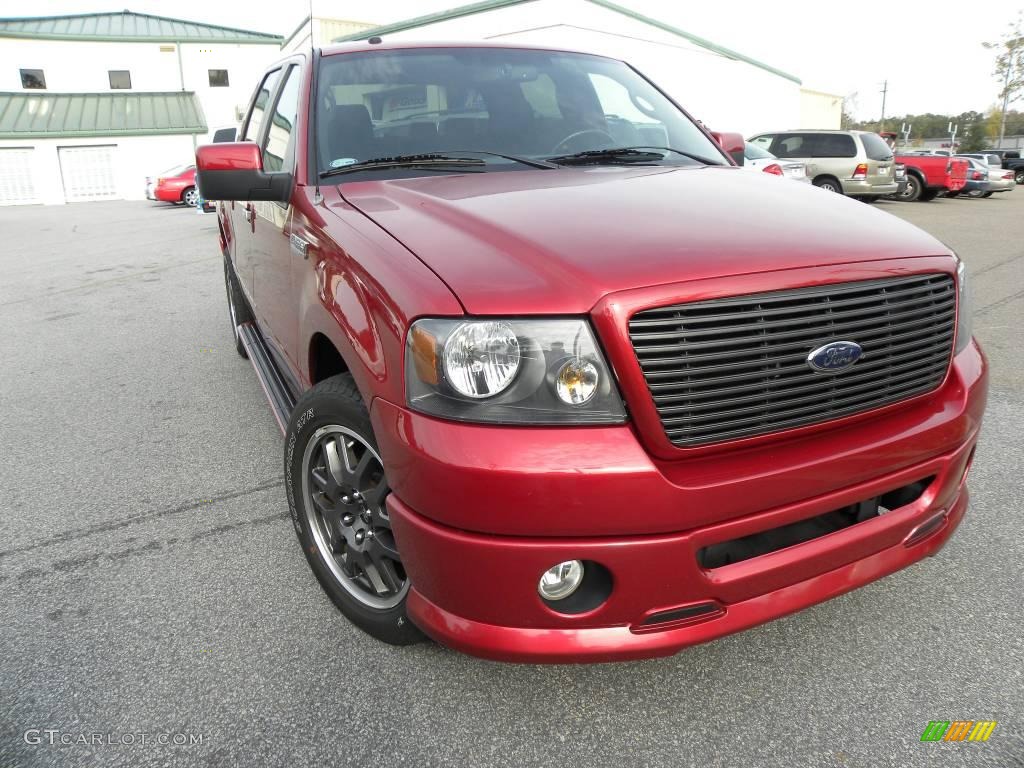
637,319,954,370
655,357,950,413
630,298,954,352
630,274,956,447
651,345,952,401
630,290,954,342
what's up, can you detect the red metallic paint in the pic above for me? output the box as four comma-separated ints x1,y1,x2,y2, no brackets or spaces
339,167,955,315
402,488,967,663
207,42,990,662
196,142,263,172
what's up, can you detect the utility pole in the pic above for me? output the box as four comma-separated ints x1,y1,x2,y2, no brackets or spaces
948,121,959,153
879,80,888,131
998,62,1011,147
901,121,912,150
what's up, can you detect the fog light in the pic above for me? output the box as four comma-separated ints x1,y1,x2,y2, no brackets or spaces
554,359,598,405
538,560,584,600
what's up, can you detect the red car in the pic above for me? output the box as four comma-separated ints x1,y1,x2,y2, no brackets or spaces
146,164,199,206
196,42,987,663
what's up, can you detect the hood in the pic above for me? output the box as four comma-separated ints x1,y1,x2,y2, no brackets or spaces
334,165,951,315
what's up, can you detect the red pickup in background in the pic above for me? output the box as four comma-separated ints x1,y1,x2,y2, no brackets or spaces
896,155,968,202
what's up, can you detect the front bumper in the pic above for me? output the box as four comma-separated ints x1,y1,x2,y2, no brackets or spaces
374,342,987,663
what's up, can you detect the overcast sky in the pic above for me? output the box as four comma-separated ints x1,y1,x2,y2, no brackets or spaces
2,0,1021,119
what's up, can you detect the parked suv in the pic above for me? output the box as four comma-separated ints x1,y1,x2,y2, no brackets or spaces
748,130,898,200
196,42,987,663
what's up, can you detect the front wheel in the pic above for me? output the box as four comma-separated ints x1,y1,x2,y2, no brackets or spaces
285,374,422,646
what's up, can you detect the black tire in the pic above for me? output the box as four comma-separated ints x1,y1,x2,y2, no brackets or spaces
982,192,994,198
182,186,199,207
919,189,939,202
1015,170,1024,185
946,190,961,198
223,258,252,358
813,176,843,194
285,374,423,646
898,174,922,202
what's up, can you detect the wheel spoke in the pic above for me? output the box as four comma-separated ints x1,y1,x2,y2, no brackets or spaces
365,540,403,595
351,450,374,486
323,439,345,492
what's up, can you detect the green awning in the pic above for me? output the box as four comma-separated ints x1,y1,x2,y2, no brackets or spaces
0,91,207,139
0,11,281,44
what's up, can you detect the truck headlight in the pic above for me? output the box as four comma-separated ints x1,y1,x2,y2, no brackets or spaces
954,260,972,354
405,318,627,424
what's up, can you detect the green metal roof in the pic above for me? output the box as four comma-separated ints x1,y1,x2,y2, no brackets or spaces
0,10,281,44
332,0,800,84
0,91,208,139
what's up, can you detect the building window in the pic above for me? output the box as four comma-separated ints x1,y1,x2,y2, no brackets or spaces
20,69,46,89
208,69,229,87
108,70,131,90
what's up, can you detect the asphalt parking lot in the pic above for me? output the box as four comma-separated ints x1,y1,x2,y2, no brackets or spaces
1,191,1021,768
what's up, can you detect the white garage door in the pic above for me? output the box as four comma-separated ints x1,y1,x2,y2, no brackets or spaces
0,148,38,205
58,145,118,201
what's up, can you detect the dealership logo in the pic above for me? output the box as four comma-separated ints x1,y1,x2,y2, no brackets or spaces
806,340,862,372
920,721,997,742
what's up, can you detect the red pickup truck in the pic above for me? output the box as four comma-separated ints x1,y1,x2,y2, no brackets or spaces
895,153,968,201
196,41,987,663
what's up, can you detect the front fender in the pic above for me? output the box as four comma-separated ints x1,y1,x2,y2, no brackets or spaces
294,187,463,407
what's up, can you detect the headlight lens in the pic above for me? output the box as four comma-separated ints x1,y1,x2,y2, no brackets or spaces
954,260,972,354
405,318,626,424
443,321,521,398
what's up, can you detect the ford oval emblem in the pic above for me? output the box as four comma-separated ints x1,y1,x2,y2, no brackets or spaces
807,341,863,372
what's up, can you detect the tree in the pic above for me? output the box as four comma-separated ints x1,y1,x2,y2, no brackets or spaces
841,92,858,130
983,13,1024,146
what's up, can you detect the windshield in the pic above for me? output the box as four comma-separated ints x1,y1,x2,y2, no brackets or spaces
315,48,725,178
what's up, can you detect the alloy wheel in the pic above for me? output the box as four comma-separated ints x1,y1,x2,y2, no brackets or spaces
183,188,199,207
301,425,408,609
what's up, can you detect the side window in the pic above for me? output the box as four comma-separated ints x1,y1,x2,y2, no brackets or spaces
816,133,856,158
242,68,282,143
772,134,811,158
749,135,774,151
263,65,302,173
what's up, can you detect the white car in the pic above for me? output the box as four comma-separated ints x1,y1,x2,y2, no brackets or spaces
743,142,808,182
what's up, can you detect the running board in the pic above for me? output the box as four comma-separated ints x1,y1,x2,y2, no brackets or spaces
237,322,295,435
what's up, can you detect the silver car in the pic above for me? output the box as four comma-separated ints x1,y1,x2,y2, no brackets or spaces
747,130,899,200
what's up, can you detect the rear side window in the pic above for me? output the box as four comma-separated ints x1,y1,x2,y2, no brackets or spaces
859,132,893,161
813,133,857,158
243,68,282,142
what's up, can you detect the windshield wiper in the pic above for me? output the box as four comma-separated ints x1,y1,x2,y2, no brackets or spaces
445,150,559,169
546,146,722,167
320,153,487,179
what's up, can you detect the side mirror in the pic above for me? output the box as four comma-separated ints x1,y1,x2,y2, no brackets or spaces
212,127,238,143
195,142,291,203
709,130,745,166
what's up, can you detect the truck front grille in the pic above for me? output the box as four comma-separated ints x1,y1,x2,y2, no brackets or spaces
629,274,956,447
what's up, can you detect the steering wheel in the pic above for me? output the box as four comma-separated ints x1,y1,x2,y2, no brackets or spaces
550,129,617,155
